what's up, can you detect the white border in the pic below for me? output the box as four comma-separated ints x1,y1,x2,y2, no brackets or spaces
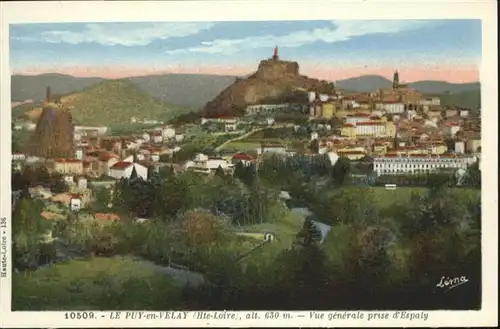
1,1,497,327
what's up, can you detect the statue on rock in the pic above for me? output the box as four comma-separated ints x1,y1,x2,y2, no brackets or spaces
272,46,279,61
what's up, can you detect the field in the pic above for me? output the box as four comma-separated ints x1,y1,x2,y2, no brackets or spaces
220,140,262,151
236,211,304,267
12,257,182,310
367,186,480,208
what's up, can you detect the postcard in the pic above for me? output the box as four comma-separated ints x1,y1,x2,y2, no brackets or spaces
0,0,497,327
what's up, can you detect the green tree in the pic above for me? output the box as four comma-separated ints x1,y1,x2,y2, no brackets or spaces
330,157,351,185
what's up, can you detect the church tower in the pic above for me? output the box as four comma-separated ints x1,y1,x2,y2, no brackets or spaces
392,70,400,89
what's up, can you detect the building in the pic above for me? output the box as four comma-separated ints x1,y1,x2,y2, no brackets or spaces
70,194,82,212
354,121,387,137
466,137,481,153
245,104,289,116
340,124,356,138
336,150,366,161
380,101,405,114
373,154,477,176
51,158,84,175
258,143,287,155
455,140,465,154
98,153,120,176
418,97,441,106
109,162,148,180
232,153,256,166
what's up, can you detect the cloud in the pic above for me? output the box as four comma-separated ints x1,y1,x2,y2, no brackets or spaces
165,20,432,55
15,22,214,46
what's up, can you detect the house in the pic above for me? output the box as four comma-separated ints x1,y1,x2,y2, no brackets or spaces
162,127,176,139
63,175,75,185
70,194,82,212
380,101,405,114
445,108,459,117
98,153,120,176
455,140,465,154
75,149,84,160
142,132,151,142
109,161,148,180
12,153,26,161
232,153,255,166
459,109,470,117
175,134,184,142
258,143,287,155
76,176,88,189
151,131,163,144
224,119,238,132
466,137,481,153
52,158,84,175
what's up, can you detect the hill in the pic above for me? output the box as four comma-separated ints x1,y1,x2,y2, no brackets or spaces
202,53,334,117
22,79,192,126
335,74,480,94
408,80,480,94
335,75,392,92
439,89,481,110
129,74,237,110
11,73,104,102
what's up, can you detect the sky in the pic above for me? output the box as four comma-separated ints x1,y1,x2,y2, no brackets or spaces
10,19,482,83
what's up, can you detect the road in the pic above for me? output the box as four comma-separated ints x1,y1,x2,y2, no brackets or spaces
290,207,332,243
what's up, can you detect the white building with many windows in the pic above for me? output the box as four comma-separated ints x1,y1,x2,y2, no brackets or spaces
373,154,477,176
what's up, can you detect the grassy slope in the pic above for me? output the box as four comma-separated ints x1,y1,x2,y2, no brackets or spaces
21,79,194,126
439,89,481,110
12,257,181,310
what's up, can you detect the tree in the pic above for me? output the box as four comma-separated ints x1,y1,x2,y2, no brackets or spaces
130,165,139,181
331,157,351,185
215,165,225,178
154,177,188,219
308,139,320,154
180,210,226,251
295,218,322,247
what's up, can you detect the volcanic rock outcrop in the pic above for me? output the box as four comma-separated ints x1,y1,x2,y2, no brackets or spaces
29,87,75,158
202,47,335,117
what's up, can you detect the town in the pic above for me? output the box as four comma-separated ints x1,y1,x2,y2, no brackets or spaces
11,46,482,311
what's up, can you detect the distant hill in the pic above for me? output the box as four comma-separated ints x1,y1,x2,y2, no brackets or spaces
336,75,392,92
20,79,192,126
11,73,481,118
408,80,480,94
11,73,104,102
335,75,480,94
129,74,237,110
439,89,481,110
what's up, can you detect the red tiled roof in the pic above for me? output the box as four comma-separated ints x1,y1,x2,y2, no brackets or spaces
111,161,133,169
233,153,255,161
70,193,81,199
357,121,384,126
99,153,119,161
347,113,371,117
337,151,366,155
343,123,354,127
55,158,82,163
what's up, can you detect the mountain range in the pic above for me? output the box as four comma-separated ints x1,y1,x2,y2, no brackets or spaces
11,72,481,124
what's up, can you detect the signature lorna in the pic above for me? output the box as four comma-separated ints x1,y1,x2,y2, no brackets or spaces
436,276,469,292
